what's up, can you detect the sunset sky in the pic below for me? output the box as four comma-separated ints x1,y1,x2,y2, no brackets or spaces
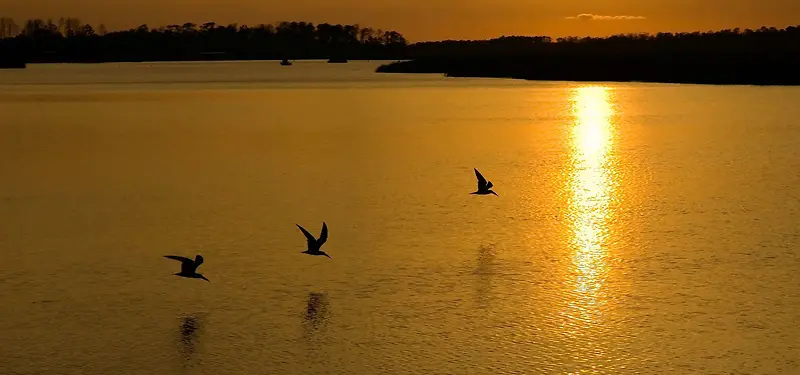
2,0,799,41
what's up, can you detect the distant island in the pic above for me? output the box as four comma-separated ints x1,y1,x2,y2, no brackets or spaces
3,17,800,86
0,17,408,63
377,26,800,86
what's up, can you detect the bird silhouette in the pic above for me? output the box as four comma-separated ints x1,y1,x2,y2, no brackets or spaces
297,222,331,258
164,255,210,282
471,168,498,196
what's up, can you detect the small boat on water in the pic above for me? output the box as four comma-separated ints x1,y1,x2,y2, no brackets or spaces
280,59,292,66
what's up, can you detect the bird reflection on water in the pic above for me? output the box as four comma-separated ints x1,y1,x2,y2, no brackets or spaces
301,292,331,365
474,244,496,310
177,315,201,365
303,292,330,331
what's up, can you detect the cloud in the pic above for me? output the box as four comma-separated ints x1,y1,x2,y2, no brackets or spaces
566,14,646,21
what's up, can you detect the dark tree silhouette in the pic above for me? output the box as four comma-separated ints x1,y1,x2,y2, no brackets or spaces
378,26,800,85
3,16,798,85
0,17,20,38
0,17,408,63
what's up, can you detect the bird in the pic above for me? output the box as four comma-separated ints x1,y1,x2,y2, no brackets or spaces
471,168,498,196
297,222,331,258
164,255,210,282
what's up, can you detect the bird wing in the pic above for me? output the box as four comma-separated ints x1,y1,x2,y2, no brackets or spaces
165,255,192,263
165,255,195,273
474,168,488,190
297,224,317,248
318,222,328,246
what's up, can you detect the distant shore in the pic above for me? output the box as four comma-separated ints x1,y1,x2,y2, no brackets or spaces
5,19,800,85
376,56,800,86
375,26,800,86
0,20,408,66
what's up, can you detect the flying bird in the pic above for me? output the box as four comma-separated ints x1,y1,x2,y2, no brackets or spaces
471,168,498,196
164,255,210,282
297,222,331,258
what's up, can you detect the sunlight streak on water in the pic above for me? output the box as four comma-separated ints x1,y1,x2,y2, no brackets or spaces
570,86,614,302
562,86,617,371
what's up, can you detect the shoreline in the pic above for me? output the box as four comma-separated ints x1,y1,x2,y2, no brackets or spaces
6,56,800,87
375,58,800,86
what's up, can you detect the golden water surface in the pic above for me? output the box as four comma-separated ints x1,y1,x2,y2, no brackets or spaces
1,61,799,374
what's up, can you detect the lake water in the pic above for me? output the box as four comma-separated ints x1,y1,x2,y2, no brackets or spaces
1,61,799,374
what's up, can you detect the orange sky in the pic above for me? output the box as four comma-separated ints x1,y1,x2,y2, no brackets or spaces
2,0,798,41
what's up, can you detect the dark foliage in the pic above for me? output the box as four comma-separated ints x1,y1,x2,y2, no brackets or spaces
4,16,799,85
379,26,800,85
0,17,408,63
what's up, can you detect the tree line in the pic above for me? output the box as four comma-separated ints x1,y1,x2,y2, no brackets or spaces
0,17,105,39
0,17,408,63
3,16,800,81
378,25,800,85
404,26,800,57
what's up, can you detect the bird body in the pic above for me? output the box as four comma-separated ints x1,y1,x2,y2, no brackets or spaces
297,222,331,258
471,168,498,196
165,255,210,282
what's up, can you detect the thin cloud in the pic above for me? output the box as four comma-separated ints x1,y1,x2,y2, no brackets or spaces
566,14,646,21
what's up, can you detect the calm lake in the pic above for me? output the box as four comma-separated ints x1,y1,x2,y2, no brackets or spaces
1,61,799,374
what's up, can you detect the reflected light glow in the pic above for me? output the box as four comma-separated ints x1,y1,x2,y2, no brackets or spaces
567,86,615,326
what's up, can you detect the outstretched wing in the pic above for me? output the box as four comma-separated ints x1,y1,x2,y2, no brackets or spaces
165,255,195,273
165,255,192,263
474,168,488,190
297,224,317,248
318,222,328,246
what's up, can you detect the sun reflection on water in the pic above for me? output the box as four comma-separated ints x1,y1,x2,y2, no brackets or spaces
567,86,616,328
